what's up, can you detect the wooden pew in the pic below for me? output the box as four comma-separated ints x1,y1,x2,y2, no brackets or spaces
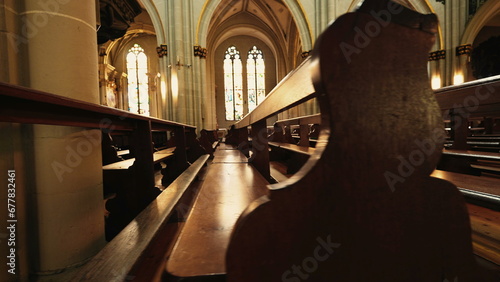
0,81,210,280
165,144,269,281
73,154,209,281
435,74,500,151
165,1,491,281
268,114,320,177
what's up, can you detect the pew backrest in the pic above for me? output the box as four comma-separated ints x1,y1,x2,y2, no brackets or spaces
225,1,477,281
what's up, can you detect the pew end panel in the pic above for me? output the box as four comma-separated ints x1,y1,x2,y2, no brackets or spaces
226,2,480,281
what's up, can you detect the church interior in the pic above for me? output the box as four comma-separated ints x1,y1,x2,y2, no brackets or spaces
1,0,500,281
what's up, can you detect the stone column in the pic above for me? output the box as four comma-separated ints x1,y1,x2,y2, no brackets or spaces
21,0,105,275
444,0,468,86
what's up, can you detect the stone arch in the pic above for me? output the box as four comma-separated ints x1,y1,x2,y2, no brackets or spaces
461,0,500,45
138,0,166,44
196,0,312,51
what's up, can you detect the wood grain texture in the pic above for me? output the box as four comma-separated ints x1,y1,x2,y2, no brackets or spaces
0,82,195,130
166,149,269,280
467,204,500,265
102,147,176,170
269,141,316,156
443,149,500,160
226,1,479,281
435,75,500,111
71,154,209,281
431,170,500,197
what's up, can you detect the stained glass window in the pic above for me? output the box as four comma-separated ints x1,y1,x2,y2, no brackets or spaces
247,46,265,112
224,46,244,120
127,44,150,116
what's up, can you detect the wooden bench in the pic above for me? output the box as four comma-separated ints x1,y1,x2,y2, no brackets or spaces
73,154,210,281
165,1,489,280
266,115,320,177
0,81,211,280
102,147,176,170
435,74,500,151
439,149,500,176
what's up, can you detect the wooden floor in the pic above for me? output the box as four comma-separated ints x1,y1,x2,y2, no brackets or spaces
166,143,270,279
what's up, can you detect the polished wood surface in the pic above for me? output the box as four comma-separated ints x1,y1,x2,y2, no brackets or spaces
72,154,209,281
443,149,500,160
103,147,176,170
467,204,500,265
431,170,500,197
212,144,248,163
269,141,316,155
0,82,194,130
435,74,500,112
275,113,321,126
166,147,269,279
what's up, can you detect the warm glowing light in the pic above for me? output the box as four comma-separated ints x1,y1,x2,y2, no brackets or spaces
160,79,166,100
431,76,441,89
171,70,179,104
453,73,464,85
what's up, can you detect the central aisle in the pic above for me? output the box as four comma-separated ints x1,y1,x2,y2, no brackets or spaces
166,143,270,279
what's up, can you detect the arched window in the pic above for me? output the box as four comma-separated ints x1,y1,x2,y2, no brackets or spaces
247,46,265,112
127,44,150,116
224,46,244,121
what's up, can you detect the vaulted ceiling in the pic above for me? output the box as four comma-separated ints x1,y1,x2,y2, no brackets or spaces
207,0,301,72
209,0,294,40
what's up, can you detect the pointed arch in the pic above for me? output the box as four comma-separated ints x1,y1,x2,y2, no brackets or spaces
196,0,312,51
138,0,166,44
461,0,500,45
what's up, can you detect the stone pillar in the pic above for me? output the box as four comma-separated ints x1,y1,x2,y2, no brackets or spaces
22,0,105,275
444,0,468,86
429,49,446,89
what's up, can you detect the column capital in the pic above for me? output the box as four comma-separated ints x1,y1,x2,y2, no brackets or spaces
429,49,446,61
157,45,168,58
456,44,472,56
194,45,207,59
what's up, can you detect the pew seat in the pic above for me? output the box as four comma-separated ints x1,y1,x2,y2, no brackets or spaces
466,203,500,266
443,149,500,160
165,145,269,281
431,169,500,203
72,154,210,281
268,141,315,155
102,147,176,170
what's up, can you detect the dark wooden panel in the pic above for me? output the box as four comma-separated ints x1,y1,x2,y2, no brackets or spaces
0,82,195,130
226,2,478,281
72,154,209,282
